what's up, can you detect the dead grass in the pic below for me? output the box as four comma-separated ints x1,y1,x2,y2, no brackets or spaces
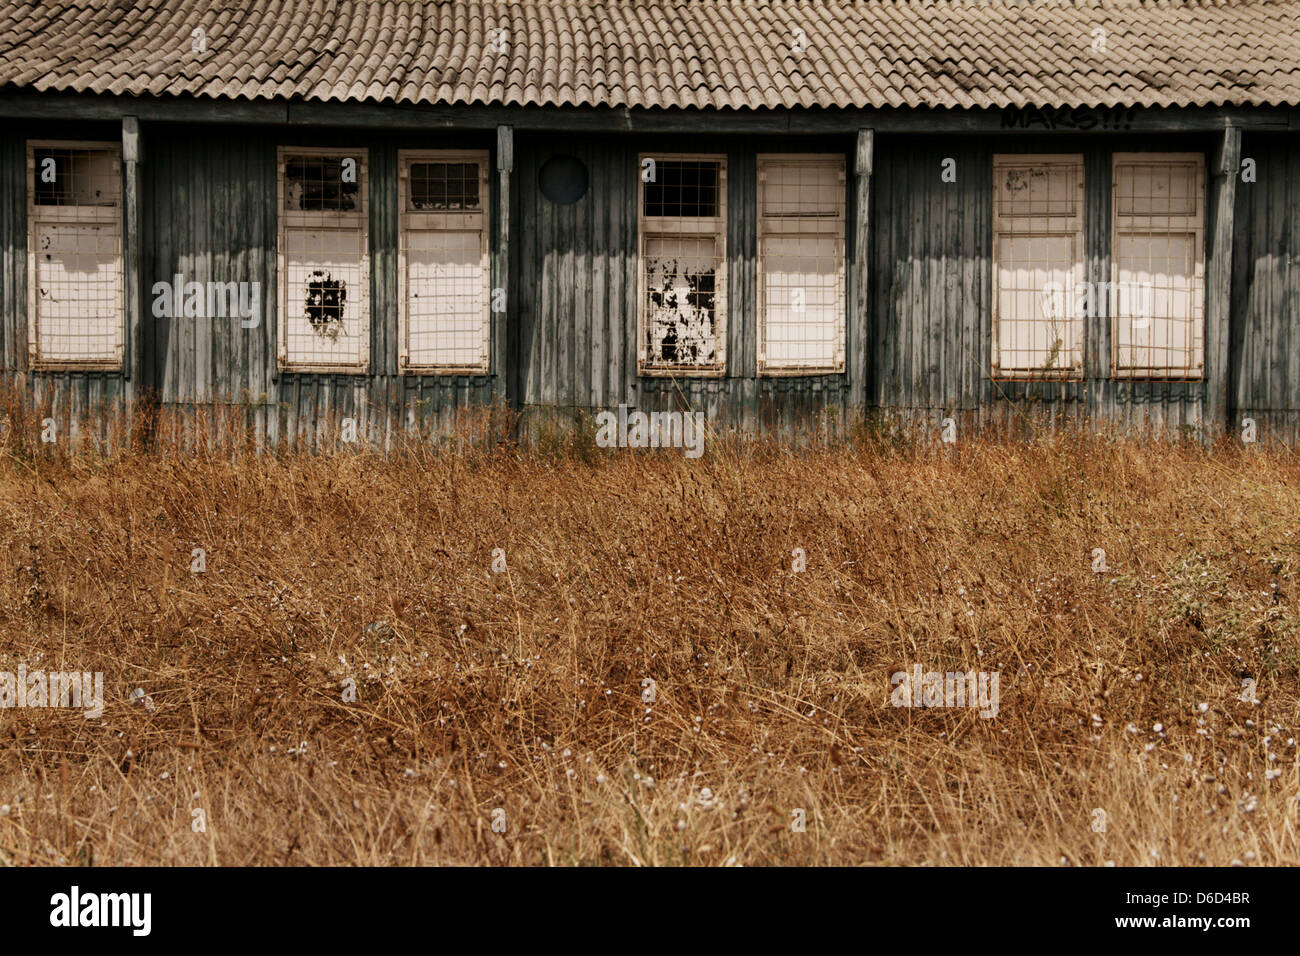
1,426,1299,865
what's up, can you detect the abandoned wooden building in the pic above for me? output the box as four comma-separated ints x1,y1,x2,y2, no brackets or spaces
1,0,1299,446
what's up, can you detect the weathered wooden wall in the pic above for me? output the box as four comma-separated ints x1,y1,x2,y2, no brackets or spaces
140,124,505,448
511,132,858,440
0,120,130,447
1231,132,1300,446
2,122,507,450
869,133,1217,439
3,119,1299,448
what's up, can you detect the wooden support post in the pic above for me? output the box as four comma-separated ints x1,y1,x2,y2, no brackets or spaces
850,129,873,411
122,116,142,396
495,125,512,405
1205,123,1240,439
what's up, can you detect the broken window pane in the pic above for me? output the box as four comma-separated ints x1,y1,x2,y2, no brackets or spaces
644,236,720,367
283,155,360,211
409,162,480,210
644,161,720,218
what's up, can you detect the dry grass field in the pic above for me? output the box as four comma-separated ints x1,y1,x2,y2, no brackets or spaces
1,420,1299,866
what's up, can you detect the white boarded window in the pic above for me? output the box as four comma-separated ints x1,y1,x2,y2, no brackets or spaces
1111,154,1205,379
992,155,1085,379
757,155,846,374
26,141,123,369
398,150,490,373
277,148,370,372
638,154,727,375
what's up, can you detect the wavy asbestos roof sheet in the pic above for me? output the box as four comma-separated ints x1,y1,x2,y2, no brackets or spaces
0,0,1297,111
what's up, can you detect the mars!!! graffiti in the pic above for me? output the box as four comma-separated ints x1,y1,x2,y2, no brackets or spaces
1000,105,1138,131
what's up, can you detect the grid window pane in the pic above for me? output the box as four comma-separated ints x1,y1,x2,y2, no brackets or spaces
33,221,122,362
761,234,840,368
644,161,720,218
283,155,360,212
644,235,721,367
1112,156,1204,378
761,162,841,217
406,230,486,367
33,148,119,207
993,157,1084,377
284,227,367,365
1116,163,1198,217
409,162,480,211
996,234,1079,372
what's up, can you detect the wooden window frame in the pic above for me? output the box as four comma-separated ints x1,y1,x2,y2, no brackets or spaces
1110,152,1206,381
276,146,371,374
396,149,491,374
756,153,847,376
26,139,124,371
637,152,728,378
991,154,1086,381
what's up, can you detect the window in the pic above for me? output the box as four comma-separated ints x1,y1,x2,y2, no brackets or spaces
992,155,1085,379
638,155,727,375
26,141,123,369
277,148,369,371
1111,154,1205,379
398,150,490,373
757,155,846,374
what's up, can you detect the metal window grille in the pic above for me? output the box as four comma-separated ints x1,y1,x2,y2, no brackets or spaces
992,155,1085,380
26,142,123,369
1111,154,1205,380
638,154,727,375
277,147,370,372
398,150,490,373
757,155,846,374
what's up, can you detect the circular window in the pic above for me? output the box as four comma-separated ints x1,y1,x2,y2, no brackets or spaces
539,155,589,204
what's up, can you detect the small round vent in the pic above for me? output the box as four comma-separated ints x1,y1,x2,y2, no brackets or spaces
539,155,589,205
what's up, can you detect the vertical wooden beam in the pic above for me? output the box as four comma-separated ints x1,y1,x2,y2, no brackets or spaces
1206,123,1240,438
850,129,873,412
495,125,512,406
122,117,141,392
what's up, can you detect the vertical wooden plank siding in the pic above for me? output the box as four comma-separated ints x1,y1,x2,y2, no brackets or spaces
122,117,142,396
495,125,512,405
1206,125,1241,436
3,121,1300,445
1230,132,1300,445
850,129,873,412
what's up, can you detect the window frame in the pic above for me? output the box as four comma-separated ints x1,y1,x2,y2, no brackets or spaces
756,153,847,376
275,145,371,374
637,152,728,378
26,139,124,371
396,149,491,375
991,153,1086,381
1109,152,1206,381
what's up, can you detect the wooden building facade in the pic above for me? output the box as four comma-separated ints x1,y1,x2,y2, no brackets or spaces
1,0,1298,446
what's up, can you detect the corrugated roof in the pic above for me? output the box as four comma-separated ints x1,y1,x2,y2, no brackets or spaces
0,0,1298,111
